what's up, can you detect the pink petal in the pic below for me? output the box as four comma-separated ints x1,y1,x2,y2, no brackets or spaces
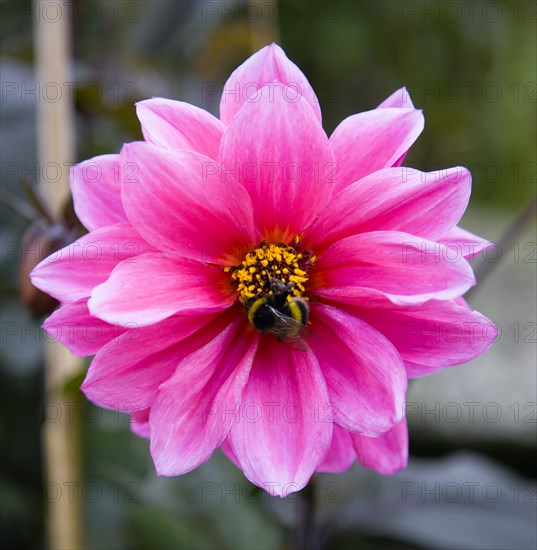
220,43,321,125
30,223,155,302
305,167,472,252
455,296,471,309
220,438,240,469
352,299,498,375
311,231,476,306
330,107,424,192
150,317,258,476
317,425,355,473
43,299,125,356
136,98,225,160
352,419,408,475
308,304,406,436
88,252,235,327
121,142,257,264
81,310,221,411
403,361,443,378
377,87,417,166
227,338,333,497
377,86,415,109
131,408,150,439
70,154,127,231
219,84,334,241
438,225,495,260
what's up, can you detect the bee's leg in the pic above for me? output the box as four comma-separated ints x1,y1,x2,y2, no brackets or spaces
269,278,291,308
269,277,287,293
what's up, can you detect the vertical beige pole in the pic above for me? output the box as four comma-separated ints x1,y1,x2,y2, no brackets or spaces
34,1,83,548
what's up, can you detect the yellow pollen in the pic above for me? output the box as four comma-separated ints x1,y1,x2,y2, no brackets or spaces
226,241,316,303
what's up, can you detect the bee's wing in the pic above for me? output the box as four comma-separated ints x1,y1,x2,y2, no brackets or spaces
267,306,305,334
266,306,309,352
280,335,309,352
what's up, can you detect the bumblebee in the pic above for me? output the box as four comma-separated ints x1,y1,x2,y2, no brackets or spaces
246,278,309,349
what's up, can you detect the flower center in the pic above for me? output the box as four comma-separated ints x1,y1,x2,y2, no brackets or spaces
225,239,316,304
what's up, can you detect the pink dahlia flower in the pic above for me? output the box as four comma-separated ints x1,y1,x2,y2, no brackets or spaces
31,44,496,496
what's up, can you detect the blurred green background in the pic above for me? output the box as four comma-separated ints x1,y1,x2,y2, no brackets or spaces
1,1,536,549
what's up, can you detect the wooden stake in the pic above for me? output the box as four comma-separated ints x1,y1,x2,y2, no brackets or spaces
34,1,83,548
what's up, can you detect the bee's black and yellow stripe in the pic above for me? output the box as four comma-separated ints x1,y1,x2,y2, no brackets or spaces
248,296,308,333
285,299,308,327
247,297,267,327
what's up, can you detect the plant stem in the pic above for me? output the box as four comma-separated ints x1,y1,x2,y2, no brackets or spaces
466,194,537,299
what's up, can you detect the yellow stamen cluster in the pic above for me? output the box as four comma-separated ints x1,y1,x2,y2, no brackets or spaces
225,241,316,303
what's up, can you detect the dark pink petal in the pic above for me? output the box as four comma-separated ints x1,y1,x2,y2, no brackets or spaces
43,299,125,356
88,252,235,327
311,232,475,306
330,108,424,192
70,154,127,231
351,419,408,475
308,304,406,436
377,86,415,109
150,317,257,476
81,311,221,411
30,223,155,302
136,98,225,160
131,408,150,439
353,299,497,375
220,43,321,125
219,84,334,241
305,167,472,251
317,425,355,473
438,225,495,260
227,338,332,497
121,142,257,264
